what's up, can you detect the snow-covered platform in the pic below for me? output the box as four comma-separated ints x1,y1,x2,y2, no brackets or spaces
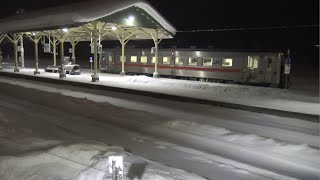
0,67,319,119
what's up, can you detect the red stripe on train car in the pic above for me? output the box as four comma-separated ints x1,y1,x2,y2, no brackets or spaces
114,63,242,73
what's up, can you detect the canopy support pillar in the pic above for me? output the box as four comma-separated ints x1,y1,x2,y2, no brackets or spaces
20,34,25,69
0,34,5,70
59,39,66,78
91,21,99,82
51,36,60,66
70,37,80,64
26,33,42,75
150,29,164,78
111,28,137,76
6,34,21,72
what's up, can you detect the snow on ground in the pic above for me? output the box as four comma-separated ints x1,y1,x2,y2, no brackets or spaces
0,110,206,180
0,76,319,160
0,142,207,180
0,76,319,179
1,67,319,115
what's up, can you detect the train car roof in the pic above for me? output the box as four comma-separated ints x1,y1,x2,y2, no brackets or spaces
0,0,176,38
105,47,282,54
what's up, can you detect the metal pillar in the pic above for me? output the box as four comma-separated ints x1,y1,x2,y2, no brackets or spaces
53,37,57,66
4,34,20,72
34,40,40,75
20,35,25,69
91,22,99,82
0,50,2,70
13,41,19,72
71,43,76,64
120,42,126,75
152,29,159,78
98,32,101,72
0,35,4,70
59,40,66,78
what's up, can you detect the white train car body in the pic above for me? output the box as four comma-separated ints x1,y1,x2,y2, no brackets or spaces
101,48,282,86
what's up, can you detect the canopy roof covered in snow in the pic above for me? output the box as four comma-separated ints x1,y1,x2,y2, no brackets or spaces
0,0,176,42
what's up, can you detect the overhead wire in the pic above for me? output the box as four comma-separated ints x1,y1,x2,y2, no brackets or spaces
177,24,319,33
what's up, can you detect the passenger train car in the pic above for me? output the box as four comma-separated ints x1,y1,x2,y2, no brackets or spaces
101,48,283,87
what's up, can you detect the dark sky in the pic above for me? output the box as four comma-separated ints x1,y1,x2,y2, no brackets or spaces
0,0,319,52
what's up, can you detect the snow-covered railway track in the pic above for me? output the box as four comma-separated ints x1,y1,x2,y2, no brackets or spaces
0,79,319,179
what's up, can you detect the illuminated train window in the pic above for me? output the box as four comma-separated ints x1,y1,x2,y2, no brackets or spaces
163,57,170,64
175,57,183,65
203,58,213,66
130,56,137,63
222,58,233,67
140,56,148,63
151,57,156,63
188,58,197,66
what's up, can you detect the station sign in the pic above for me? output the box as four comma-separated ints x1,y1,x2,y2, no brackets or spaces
151,47,156,54
284,64,291,74
108,156,124,176
43,43,51,53
91,44,103,54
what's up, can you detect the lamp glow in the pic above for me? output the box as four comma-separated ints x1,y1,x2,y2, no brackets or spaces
128,16,135,22
112,26,117,30
62,28,68,32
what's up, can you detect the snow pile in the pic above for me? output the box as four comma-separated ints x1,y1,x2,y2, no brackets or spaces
165,120,320,163
123,75,157,83
0,143,206,180
120,75,304,100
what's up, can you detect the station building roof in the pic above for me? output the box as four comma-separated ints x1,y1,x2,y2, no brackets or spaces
0,0,176,42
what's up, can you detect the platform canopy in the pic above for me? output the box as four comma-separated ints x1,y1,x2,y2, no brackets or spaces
0,0,176,42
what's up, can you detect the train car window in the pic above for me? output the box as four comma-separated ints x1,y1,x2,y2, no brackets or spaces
140,56,148,63
130,56,137,63
203,58,213,66
175,57,183,65
248,56,254,68
222,58,233,67
253,59,259,68
163,57,170,64
188,57,197,66
248,56,259,69
151,57,156,63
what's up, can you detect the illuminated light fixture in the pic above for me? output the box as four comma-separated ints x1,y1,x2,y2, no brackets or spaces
32,32,35,36
62,28,68,32
128,16,135,22
111,26,117,30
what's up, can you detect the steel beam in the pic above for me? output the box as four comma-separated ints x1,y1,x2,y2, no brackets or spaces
91,22,99,82
0,34,5,70
20,34,25,68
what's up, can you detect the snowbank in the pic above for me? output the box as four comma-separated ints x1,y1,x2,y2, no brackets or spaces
0,143,206,180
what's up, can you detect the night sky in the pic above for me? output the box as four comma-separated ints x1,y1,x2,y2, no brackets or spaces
0,0,319,62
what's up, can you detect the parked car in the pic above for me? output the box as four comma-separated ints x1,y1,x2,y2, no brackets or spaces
45,64,81,75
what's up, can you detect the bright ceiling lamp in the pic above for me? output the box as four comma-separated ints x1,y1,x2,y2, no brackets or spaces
126,16,135,26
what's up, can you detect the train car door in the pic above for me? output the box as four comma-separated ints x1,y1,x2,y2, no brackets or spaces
264,56,274,83
255,56,268,82
247,55,265,83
